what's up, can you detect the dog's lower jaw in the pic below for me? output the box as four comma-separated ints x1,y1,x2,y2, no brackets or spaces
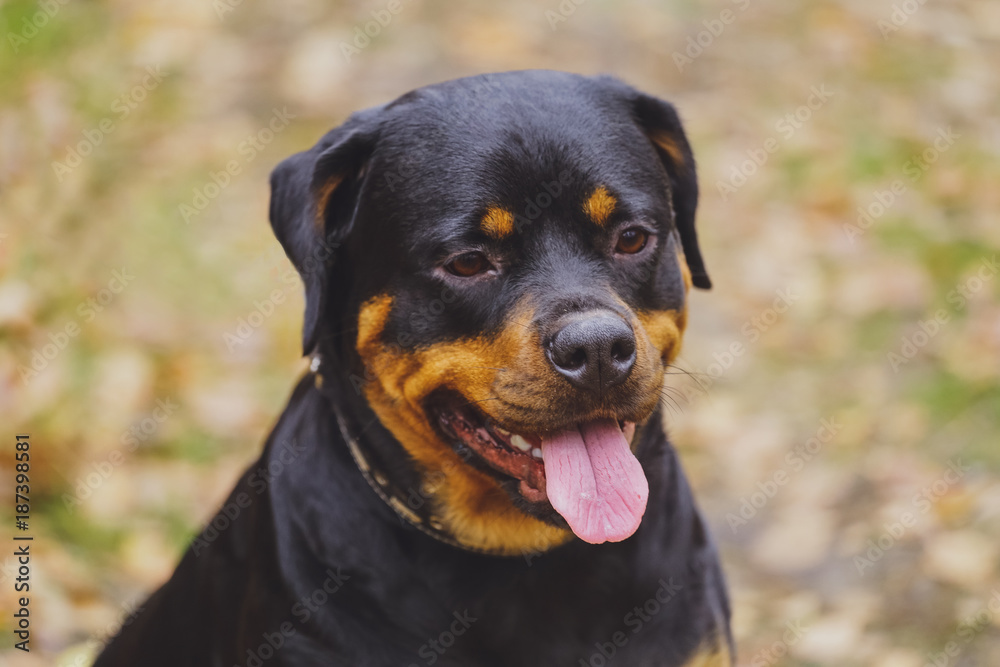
361,387,574,556
434,477,575,556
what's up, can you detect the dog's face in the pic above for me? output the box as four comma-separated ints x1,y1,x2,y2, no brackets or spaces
270,71,710,555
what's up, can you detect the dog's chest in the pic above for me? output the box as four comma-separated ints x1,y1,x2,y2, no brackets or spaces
341,544,713,667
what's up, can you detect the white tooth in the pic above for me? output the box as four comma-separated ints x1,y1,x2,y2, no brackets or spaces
623,422,636,445
531,447,543,460
510,434,531,452
495,426,511,436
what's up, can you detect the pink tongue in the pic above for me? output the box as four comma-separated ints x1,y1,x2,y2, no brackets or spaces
541,419,649,544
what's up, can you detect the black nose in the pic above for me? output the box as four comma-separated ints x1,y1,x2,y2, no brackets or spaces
547,313,637,395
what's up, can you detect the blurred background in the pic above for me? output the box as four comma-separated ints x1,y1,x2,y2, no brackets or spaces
1,0,998,665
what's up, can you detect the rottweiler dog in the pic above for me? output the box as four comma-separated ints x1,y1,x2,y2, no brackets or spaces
95,70,732,667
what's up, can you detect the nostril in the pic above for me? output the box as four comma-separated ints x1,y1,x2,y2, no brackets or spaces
609,338,635,363
563,347,587,370
549,337,587,370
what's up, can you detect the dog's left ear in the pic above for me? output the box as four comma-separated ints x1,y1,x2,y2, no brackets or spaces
622,88,711,289
268,111,380,355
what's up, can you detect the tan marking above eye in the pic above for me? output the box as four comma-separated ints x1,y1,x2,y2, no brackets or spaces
480,206,515,239
583,186,616,226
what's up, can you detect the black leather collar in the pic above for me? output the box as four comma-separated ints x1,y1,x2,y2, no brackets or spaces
311,354,503,556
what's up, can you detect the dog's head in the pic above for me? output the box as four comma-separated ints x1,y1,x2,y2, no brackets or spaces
269,71,710,555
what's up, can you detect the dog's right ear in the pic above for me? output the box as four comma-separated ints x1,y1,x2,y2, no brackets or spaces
268,112,380,355
630,94,711,290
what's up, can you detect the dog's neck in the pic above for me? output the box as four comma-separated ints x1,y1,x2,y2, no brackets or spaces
310,353,520,555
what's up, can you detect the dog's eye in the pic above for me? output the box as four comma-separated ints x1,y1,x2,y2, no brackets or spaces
615,228,649,254
445,251,492,277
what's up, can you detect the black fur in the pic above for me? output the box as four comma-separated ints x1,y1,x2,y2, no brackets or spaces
95,71,730,667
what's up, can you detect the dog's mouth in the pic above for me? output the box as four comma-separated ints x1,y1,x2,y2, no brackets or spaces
427,390,648,544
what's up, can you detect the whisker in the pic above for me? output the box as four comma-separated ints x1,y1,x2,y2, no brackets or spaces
665,363,707,379
666,363,710,393
662,383,701,407
656,392,686,418
323,322,361,337
461,396,502,409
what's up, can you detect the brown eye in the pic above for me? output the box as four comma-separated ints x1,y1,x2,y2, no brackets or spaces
446,251,491,277
615,228,649,254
